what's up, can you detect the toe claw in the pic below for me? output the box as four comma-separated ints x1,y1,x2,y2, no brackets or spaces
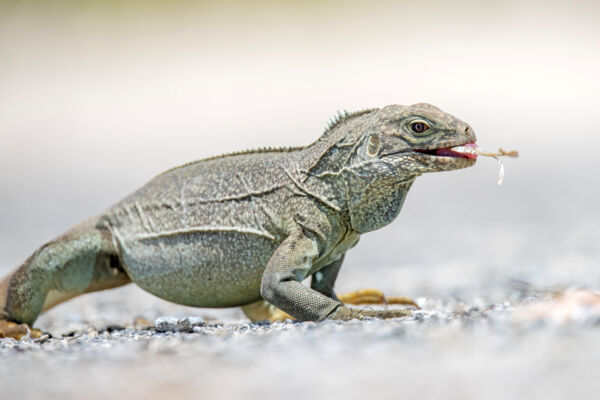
338,288,420,309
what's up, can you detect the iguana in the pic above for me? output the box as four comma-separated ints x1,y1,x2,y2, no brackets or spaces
0,103,478,339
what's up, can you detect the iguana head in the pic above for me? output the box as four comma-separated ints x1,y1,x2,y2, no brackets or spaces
336,103,477,233
353,103,477,174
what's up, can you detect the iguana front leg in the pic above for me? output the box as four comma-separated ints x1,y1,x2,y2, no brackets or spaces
260,231,411,321
260,231,341,321
243,251,414,322
242,256,345,322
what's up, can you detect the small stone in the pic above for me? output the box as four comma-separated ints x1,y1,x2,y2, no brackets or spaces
178,317,206,332
154,316,206,333
154,316,179,332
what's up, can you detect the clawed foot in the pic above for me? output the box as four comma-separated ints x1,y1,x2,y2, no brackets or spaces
242,289,418,323
329,305,413,321
0,320,44,340
329,288,418,321
337,288,420,309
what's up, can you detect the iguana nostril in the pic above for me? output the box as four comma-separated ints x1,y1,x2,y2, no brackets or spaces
465,126,470,134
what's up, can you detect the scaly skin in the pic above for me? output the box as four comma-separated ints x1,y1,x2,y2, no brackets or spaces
0,103,476,336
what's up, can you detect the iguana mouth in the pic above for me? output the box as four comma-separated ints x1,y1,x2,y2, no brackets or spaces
414,142,478,160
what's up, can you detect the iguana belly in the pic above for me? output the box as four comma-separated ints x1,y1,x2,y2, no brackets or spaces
115,230,279,307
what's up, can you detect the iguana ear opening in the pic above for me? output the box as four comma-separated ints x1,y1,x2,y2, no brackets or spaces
366,134,381,157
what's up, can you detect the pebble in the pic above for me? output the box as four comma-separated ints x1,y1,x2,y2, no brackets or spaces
154,316,207,333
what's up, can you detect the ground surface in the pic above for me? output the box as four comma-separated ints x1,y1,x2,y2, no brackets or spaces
2,303,599,400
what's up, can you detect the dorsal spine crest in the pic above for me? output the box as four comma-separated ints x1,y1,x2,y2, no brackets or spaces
322,108,377,135
158,108,377,178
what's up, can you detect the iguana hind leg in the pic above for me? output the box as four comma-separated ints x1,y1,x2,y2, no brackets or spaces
0,320,43,340
0,220,130,337
241,300,294,322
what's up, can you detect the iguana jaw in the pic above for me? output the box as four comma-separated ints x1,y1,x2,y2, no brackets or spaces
413,141,478,166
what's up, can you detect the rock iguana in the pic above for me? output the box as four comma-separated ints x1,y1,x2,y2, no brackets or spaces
0,103,478,338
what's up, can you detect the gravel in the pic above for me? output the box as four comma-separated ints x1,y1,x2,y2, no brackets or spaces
2,281,600,400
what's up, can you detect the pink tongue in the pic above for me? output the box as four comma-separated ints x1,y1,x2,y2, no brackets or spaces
435,142,478,160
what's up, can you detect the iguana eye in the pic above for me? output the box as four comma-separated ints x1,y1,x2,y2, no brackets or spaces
410,121,430,134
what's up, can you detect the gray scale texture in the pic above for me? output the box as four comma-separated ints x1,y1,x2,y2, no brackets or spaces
1,103,476,326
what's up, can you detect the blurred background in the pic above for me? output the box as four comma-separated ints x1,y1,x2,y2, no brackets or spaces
1,0,599,293
1,0,600,398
